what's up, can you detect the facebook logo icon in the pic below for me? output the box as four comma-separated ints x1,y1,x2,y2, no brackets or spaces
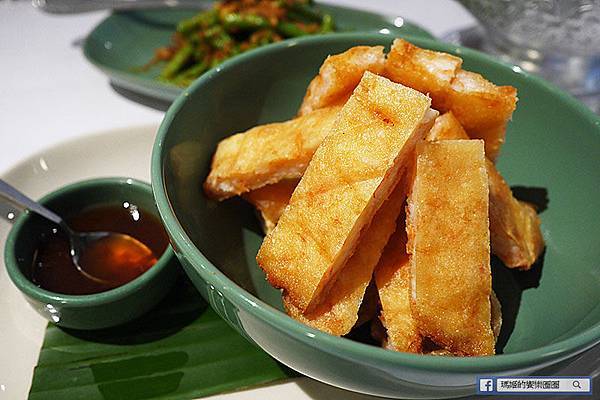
478,378,494,393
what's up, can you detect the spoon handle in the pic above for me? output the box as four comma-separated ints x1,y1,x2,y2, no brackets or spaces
0,180,64,226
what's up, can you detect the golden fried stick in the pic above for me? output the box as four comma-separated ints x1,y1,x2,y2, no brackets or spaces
384,38,462,112
377,220,500,355
258,72,436,313
204,105,341,200
385,38,517,161
283,181,406,336
374,218,422,353
448,70,517,160
424,290,502,356
427,112,544,269
242,179,298,235
487,164,544,269
298,46,385,116
407,140,494,356
426,112,469,141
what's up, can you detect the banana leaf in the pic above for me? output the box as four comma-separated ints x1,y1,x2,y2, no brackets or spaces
29,275,296,400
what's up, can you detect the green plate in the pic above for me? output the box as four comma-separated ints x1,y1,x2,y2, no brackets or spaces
83,4,433,102
152,33,600,398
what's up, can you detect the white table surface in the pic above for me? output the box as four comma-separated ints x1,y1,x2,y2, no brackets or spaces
0,0,474,175
2,3,599,400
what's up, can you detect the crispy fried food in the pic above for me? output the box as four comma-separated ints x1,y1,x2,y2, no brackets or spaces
487,164,545,269
298,46,385,116
448,70,517,160
426,112,469,141
374,218,422,353
428,112,544,269
385,38,517,161
424,291,501,356
203,105,341,200
242,179,298,234
384,38,462,112
283,181,406,336
257,72,436,313
407,140,494,356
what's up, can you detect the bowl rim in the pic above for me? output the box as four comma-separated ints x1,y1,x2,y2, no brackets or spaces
152,32,600,373
4,176,175,307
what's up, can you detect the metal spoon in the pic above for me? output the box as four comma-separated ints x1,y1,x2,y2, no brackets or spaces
0,179,155,285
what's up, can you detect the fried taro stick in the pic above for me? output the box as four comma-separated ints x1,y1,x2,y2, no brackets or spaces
385,38,517,161
204,105,341,200
242,179,299,235
407,140,495,356
427,112,544,269
375,208,502,355
487,165,544,269
258,72,436,313
374,215,422,353
298,45,385,116
284,181,406,336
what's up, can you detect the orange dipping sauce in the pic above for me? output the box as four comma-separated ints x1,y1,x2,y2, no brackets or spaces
31,203,169,295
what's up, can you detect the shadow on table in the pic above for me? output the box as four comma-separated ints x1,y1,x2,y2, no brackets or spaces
62,273,205,345
110,82,172,112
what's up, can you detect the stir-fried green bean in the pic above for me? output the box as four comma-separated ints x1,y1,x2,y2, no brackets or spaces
276,21,309,37
204,26,234,49
179,61,209,80
320,13,334,33
147,0,337,87
176,9,218,35
221,13,270,31
159,43,193,80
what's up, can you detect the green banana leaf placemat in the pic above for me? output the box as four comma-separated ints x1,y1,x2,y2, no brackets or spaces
29,275,297,399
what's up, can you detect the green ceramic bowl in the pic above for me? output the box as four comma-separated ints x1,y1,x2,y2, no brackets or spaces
152,33,600,398
5,177,179,330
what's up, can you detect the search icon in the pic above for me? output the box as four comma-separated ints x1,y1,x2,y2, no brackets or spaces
572,380,582,389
